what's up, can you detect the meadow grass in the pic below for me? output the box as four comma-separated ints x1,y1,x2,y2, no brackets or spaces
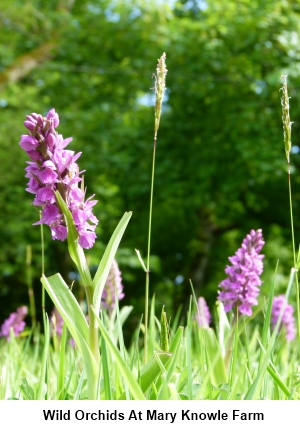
0,287,299,400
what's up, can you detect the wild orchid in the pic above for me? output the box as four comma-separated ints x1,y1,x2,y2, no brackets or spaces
218,229,265,316
20,109,98,249
19,109,132,399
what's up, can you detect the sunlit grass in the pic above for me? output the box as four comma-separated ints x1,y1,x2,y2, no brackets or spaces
0,285,299,400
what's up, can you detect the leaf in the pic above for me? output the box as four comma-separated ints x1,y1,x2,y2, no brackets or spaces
259,261,278,369
203,328,228,386
101,332,112,400
168,383,181,400
37,312,50,400
156,326,184,392
41,273,98,399
140,326,183,393
160,306,169,352
139,351,172,394
112,306,133,343
92,212,132,315
55,191,92,287
114,284,130,399
57,323,67,400
135,249,147,272
186,296,193,400
92,308,145,400
267,362,292,399
20,378,34,400
245,268,295,400
216,301,230,357
41,273,89,340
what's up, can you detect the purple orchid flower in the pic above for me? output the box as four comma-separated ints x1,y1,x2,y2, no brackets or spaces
20,109,98,248
218,229,265,316
196,297,211,328
102,259,125,311
271,295,296,341
0,306,28,340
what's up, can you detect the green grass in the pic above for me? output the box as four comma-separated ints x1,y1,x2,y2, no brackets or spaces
0,289,299,400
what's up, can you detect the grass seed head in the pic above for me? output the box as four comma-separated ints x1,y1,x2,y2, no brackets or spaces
280,75,292,162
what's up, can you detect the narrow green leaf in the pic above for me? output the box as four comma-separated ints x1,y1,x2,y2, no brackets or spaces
101,334,112,400
140,352,172,394
140,326,183,393
189,280,227,388
228,369,246,400
245,268,295,399
267,363,292,398
114,284,130,400
203,328,228,386
259,261,278,369
160,306,169,352
168,383,181,400
55,191,92,286
229,311,239,387
157,374,169,400
154,351,168,374
216,301,230,357
257,338,293,399
135,249,147,272
161,326,183,387
74,371,85,400
115,365,124,400
170,304,182,334
57,322,67,399
92,308,145,400
148,294,156,358
186,296,193,400
113,306,133,344
20,378,34,400
130,315,143,373
64,360,76,400
41,274,89,341
92,212,132,315
37,312,49,400
41,273,98,399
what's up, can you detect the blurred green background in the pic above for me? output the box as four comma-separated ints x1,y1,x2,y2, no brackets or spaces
1,0,300,330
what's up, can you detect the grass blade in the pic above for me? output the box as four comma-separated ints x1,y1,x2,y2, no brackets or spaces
92,212,132,315
245,268,295,399
93,308,145,400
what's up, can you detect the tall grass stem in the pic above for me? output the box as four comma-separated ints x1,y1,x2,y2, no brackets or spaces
144,53,167,364
145,138,157,364
287,164,300,350
280,75,300,349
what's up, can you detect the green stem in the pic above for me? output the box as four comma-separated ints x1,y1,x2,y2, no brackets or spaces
40,221,46,331
144,137,157,364
287,162,300,351
85,284,99,399
26,245,36,326
40,221,48,399
229,310,239,387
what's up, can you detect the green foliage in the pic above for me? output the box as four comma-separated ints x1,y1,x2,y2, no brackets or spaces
92,212,132,315
1,291,299,400
41,273,98,399
95,312,145,400
19,377,34,400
